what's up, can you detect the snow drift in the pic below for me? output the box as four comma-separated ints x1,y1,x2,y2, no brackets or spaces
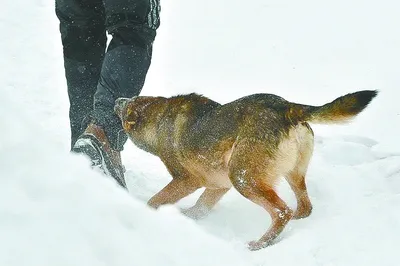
0,95,251,266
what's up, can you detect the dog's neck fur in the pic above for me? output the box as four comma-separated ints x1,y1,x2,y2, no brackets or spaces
126,94,219,157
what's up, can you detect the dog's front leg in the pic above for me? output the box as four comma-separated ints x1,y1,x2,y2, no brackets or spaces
147,178,199,209
181,188,230,219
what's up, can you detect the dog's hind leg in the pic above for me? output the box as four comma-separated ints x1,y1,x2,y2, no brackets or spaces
147,178,199,209
232,179,293,251
286,170,313,219
285,124,314,219
228,142,293,251
182,188,231,219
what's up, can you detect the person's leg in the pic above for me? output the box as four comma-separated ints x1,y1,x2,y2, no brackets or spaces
92,0,161,151
72,0,161,188
55,0,107,149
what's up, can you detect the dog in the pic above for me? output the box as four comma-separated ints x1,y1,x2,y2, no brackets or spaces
114,90,377,250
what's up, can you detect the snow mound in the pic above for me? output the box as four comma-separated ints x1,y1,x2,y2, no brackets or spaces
0,95,251,266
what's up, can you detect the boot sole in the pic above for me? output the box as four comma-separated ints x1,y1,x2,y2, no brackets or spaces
73,135,126,188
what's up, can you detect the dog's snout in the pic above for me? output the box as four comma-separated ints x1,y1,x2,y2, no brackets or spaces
115,98,127,107
114,98,130,116
115,97,132,112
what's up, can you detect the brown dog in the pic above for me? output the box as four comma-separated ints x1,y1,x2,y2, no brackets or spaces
114,90,377,250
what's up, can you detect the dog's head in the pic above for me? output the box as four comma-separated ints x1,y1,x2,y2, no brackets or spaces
114,96,165,132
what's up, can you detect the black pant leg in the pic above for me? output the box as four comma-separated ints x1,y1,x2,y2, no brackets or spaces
92,0,161,151
55,0,107,149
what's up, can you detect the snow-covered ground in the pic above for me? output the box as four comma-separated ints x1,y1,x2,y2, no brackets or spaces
1,0,400,265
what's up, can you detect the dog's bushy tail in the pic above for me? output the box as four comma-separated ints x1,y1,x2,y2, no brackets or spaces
286,90,378,124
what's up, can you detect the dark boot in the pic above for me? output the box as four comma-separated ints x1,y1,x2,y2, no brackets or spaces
73,123,126,188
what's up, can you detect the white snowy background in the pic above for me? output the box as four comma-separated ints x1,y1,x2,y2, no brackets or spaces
1,0,400,265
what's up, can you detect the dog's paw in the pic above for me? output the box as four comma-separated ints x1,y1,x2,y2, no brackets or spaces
180,206,208,220
292,205,313,220
247,240,273,251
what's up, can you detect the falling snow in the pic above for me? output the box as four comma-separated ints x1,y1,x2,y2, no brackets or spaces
1,0,400,266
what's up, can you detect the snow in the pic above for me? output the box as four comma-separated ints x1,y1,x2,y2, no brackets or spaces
0,96,252,266
1,0,400,266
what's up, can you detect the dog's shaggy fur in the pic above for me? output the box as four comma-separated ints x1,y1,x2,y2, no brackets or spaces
114,90,377,250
